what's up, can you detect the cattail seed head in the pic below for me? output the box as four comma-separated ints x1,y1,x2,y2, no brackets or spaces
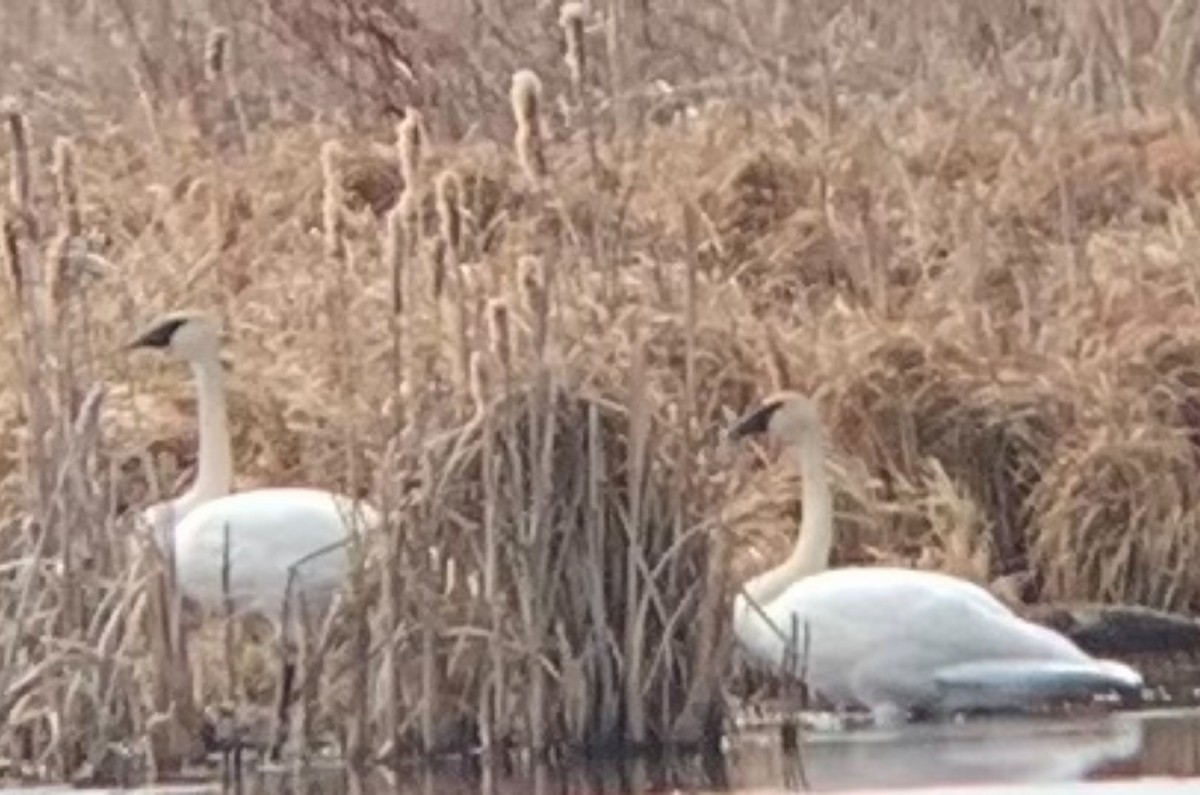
396,189,418,256
395,109,424,255
49,135,84,310
560,3,587,91
396,108,424,191
510,70,548,184
431,238,447,299
435,170,462,256
205,28,230,82
511,70,541,123
4,97,32,212
52,137,81,236
487,297,511,369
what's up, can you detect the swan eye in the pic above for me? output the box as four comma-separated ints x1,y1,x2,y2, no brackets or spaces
130,316,189,349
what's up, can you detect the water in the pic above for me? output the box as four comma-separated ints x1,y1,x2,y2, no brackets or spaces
8,708,1200,794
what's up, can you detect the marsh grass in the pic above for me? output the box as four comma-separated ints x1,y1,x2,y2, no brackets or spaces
4,0,1200,786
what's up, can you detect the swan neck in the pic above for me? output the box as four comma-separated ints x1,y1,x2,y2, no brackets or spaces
182,356,233,505
741,428,833,609
789,428,833,577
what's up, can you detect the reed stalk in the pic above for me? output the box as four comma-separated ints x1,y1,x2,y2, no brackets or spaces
380,204,407,764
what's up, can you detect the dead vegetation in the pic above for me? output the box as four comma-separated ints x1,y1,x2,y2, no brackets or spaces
2,0,1200,786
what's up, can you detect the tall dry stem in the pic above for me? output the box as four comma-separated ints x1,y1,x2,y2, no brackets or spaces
379,205,408,763
623,318,649,745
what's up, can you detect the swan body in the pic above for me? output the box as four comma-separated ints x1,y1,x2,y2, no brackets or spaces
726,392,1144,724
163,487,378,617
131,310,381,620
732,567,1142,720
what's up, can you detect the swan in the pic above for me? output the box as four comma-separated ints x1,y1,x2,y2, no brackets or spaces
130,310,381,620
724,391,1144,726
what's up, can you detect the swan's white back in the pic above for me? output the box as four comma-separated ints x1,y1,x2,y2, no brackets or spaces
170,487,379,618
734,565,1141,714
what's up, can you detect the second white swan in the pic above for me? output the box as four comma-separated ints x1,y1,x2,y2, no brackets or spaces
726,391,1143,726
131,310,381,619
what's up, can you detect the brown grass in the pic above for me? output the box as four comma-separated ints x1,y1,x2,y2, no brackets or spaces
3,0,1200,786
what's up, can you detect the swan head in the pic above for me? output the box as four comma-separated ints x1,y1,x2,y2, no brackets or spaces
725,390,821,447
129,310,221,363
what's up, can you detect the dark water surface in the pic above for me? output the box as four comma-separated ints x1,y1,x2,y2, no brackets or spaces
9,708,1200,794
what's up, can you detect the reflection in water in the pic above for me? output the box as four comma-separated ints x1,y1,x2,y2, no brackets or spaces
30,710,1200,794
1132,708,1200,779
727,712,1146,791
464,710,1196,794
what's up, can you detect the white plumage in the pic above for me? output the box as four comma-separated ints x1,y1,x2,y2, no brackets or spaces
726,391,1144,725
131,310,380,620
163,487,376,617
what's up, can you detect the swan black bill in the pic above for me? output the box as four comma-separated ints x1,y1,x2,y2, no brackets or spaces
129,316,189,349
728,399,784,441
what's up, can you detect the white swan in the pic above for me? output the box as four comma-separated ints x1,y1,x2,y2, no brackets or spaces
725,391,1144,726
130,310,380,620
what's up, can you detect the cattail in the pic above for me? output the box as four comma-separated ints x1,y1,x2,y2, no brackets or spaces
438,168,473,394
452,262,476,392
560,3,587,95
320,140,346,262
3,100,32,296
44,137,82,316
517,255,549,357
52,137,81,236
396,109,424,255
430,238,447,300
487,297,511,373
396,108,424,192
435,170,462,256
2,210,20,295
202,27,249,153
4,98,31,214
510,70,548,184
205,27,229,82
384,205,406,316
396,191,418,258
